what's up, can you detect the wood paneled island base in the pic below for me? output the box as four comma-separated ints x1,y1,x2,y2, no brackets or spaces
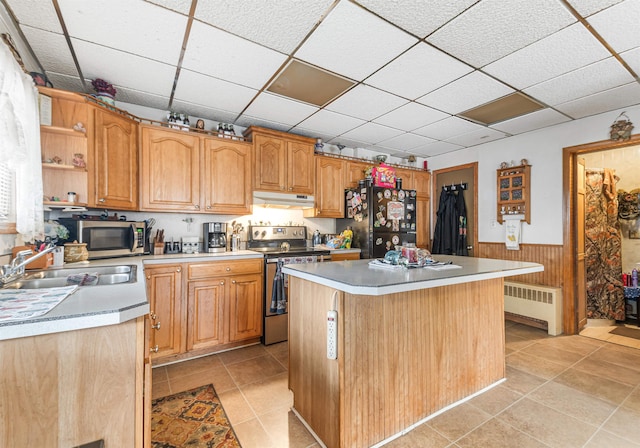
288,277,506,448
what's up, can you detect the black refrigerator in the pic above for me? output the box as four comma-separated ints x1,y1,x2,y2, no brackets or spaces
336,185,417,259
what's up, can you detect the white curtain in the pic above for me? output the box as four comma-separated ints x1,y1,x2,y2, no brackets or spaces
0,39,44,242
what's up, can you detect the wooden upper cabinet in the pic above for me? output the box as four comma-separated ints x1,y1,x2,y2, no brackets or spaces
394,168,415,191
245,126,315,195
39,86,88,129
202,138,252,215
346,161,369,188
140,126,200,212
413,171,430,198
305,156,344,218
93,107,138,210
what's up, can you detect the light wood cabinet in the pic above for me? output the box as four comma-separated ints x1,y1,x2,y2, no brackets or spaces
140,126,201,212
413,170,430,197
228,273,263,342
416,195,431,250
305,156,345,218
330,251,360,261
346,160,369,188
93,107,138,210
497,164,531,224
201,137,252,214
244,126,315,195
144,264,184,361
187,279,226,351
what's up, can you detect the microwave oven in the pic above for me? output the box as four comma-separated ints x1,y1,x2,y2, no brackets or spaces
57,219,147,259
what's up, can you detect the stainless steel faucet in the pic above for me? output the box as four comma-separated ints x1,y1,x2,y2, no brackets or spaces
0,245,56,285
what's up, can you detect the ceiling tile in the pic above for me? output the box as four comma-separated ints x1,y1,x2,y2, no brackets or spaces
241,93,318,127
144,0,192,15
411,141,465,157
355,0,477,38
554,82,640,119
413,116,484,140
58,0,186,65
325,84,408,121
374,102,450,131
427,0,576,68
45,72,86,92
523,57,634,105
566,0,625,16
376,133,436,151
182,21,287,90
72,39,176,96
445,127,509,147
292,109,366,137
5,0,62,33
195,0,334,53
114,87,170,112
484,24,611,90
326,137,372,150
339,122,405,144
621,47,640,75
417,71,514,114
21,27,78,77
294,1,417,81
588,0,640,53
172,100,242,126
489,108,571,134
234,115,292,133
174,69,258,114
366,43,473,100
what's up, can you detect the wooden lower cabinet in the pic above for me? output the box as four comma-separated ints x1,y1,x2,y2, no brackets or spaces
146,259,263,364
330,251,360,261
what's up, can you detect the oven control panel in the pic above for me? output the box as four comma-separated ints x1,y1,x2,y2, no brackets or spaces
249,226,307,241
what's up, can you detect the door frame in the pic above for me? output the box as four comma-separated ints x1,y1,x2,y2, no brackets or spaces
562,134,640,334
431,162,478,255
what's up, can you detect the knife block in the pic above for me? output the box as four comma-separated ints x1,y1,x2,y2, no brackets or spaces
12,245,53,270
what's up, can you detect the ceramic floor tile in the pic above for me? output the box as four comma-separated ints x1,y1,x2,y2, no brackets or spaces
164,353,222,380
456,418,547,448
505,351,568,380
603,406,640,443
504,333,537,352
241,372,293,415
503,365,547,395
217,343,268,365
533,333,604,356
505,324,549,341
226,354,287,386
166,362,237,394
497,397,597,447
232,417,276,448
384,423,451,448
218,387,257,425
622,387,640,413
574,356,640,386
584,429,640,447
151,365,168,383
428,402,492,441
520,342,585,366
258,406,317,448
527,380,617,426
554,367,634,405
168,369,216,394
265,341,289,369
468,385,523,416
151,380,171,400
597,343,640,370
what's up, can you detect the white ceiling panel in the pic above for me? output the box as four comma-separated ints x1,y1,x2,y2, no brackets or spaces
72,39,176,96
240,93,318,127
58,0,186,65
6,0,62,33
377,133,436,151
325,84,407,121
355,0,478,38
621,47,640,74
484,24,611,90
172,100,241,126
555,82,640,119
413,116,484,140
490,108,571,134
195,0,334,53
366,43,473,100
427,0,576,68
523,57,634,106
410,141,465,157
234,115,292,133
46,72,86,92
445,127,509,147
417,71,514,114
174,69,257,113
292,109,366,137
566,0,625,16
374,102,450,131
326,137,371,150
114,87,170,112
294,1,417,81
21,27,78,77
588,0,640,53
339,122,405,144
144,0,192,15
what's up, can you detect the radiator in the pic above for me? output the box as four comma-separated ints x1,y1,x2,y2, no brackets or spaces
504,281,563,336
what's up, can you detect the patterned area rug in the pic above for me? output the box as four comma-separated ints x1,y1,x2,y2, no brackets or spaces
152,384,241,447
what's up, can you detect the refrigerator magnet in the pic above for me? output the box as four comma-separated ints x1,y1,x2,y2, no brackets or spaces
398,190,405,200
384,189,391,199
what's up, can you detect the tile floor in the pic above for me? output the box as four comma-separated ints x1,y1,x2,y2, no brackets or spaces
152,322,640,447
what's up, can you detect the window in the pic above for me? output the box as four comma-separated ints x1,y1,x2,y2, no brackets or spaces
0,162,16,233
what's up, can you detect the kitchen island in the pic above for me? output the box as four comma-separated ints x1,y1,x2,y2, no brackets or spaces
283,256,544,448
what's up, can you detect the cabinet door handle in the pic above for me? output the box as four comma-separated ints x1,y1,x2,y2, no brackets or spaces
151,322,161,330
220,281,225,285
232,280,236,284
146,275,151,280
194,204,200,209
206,205,211,209
150,312,157,320
150,345,159,353
226,267,231,271
98,198,106,203
176,267,181,272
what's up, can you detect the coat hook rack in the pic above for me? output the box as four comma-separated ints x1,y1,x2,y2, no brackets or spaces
442,182,467,192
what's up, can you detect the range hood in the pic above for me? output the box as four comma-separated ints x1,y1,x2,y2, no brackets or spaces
252,191,315,209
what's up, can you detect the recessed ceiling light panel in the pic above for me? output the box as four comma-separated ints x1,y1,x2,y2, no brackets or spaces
458,92,545,125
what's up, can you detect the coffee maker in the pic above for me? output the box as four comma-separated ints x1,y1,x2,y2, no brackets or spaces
204,222,227,253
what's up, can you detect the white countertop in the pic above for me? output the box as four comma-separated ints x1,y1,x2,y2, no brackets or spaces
0,251,264,341
283,256,544,296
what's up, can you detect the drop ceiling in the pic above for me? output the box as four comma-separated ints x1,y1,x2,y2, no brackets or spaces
3,0,639,159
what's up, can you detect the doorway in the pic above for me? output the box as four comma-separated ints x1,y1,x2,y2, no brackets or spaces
432,163,477,256
563,135,640,334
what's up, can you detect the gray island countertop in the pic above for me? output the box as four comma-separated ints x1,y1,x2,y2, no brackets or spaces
283,256,544,295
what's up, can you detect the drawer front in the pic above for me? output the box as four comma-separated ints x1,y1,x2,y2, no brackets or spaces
188,259,263,279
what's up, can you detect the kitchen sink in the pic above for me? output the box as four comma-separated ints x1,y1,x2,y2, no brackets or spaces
2,265,137,289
